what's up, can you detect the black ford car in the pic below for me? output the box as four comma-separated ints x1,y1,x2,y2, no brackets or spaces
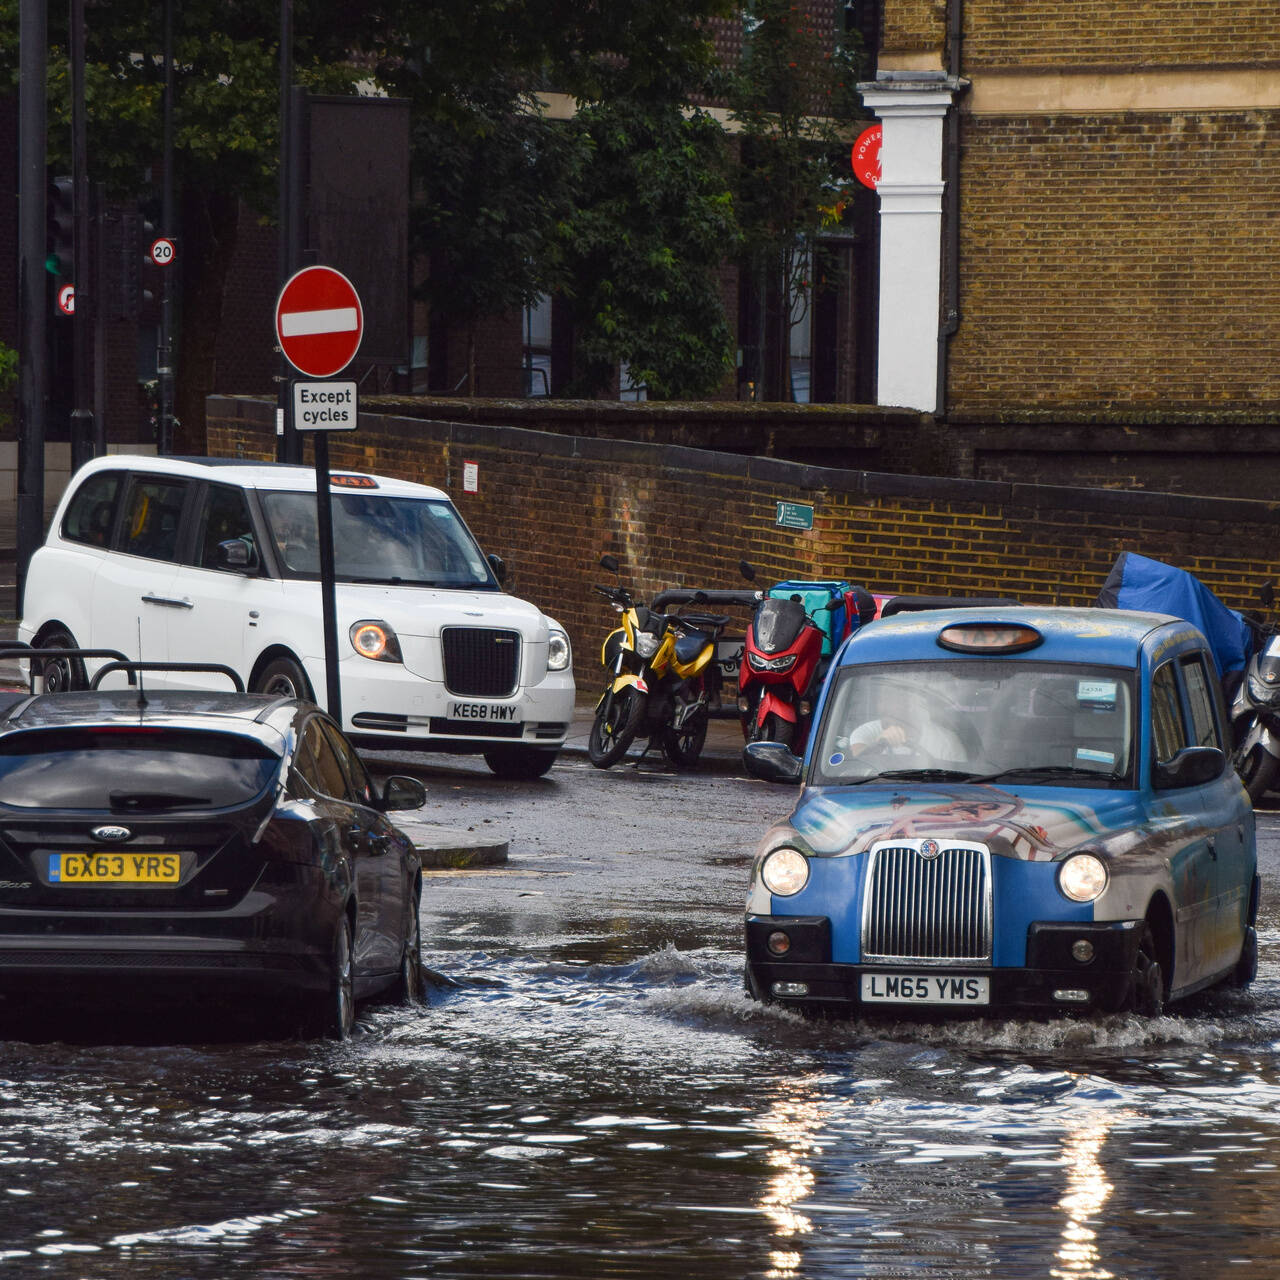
0,665,426,1039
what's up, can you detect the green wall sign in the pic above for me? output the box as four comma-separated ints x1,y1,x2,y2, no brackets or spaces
775,501,814,530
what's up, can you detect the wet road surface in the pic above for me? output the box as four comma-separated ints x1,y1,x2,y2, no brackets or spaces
4,754,1280,1277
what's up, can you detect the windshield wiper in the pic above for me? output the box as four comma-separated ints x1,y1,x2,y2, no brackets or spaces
338,574,443,587
855,768,984,783
972,765,1124,784
109,791,212,810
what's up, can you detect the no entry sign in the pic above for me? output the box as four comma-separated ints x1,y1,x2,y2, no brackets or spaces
275,265,364,378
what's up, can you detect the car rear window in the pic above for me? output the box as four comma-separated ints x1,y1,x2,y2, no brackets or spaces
0,729,281,810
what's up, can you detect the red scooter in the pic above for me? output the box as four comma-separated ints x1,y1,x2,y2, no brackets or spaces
736,563,876,755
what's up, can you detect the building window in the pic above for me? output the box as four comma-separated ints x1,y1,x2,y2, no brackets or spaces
619,362,648,402
523,295,553,397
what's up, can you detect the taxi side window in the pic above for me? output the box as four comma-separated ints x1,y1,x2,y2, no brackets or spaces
296,720,349,799
120,476,188,562
62,472,122,547
1180,654,1221,750
1150,662,1187,765
194,484,257,571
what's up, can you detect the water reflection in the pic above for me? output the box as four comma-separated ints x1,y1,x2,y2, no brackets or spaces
754,1090,821,1276
1051,1111,1117,1279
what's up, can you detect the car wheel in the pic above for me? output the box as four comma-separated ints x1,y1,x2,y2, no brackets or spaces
744,964,772,1004
1126,921,1165,1017
395,886,424,1006
588,686,645,768
253,655,312,701
661,705,708,769
309,914,355,1040
482,746,558,779
35,626,87,693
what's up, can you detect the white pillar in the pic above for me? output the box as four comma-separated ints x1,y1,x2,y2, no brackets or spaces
858,80,964,413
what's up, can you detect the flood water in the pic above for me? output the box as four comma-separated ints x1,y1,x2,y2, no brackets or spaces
4,774,1280,1278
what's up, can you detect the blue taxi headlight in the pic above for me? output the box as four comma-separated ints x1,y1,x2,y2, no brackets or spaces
1058,853,1107,903
761,848,809,897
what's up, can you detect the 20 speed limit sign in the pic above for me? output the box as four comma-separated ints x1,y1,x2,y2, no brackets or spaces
149,238,176,266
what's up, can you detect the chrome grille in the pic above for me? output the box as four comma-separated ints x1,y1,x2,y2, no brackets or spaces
441,627,521,697
861,841,992,964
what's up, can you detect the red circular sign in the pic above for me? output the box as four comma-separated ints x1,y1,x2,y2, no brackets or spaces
57,284,75,316
274,265,364,378
851,124,882,190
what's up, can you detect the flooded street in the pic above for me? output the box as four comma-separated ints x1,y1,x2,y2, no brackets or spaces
4,757,1280,1277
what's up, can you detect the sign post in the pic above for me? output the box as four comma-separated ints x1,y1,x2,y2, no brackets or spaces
275,266,364,724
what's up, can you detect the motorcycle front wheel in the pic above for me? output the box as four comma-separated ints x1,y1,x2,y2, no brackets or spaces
1233,724,1280,804
588,686,646,768
661,706,709,769
749,710,795,751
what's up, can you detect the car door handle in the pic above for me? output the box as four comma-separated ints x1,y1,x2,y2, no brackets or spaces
140,594,195,610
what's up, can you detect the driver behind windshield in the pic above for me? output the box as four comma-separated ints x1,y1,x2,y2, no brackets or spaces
836,688,967,766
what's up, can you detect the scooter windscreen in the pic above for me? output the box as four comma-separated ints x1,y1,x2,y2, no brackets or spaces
754,597,810,654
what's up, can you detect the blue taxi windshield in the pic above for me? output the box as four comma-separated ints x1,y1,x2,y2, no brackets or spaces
813,660,1136,788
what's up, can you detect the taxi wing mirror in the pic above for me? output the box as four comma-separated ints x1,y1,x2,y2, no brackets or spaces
487,553,507,585
1154,745,1226,791
217,537,258,573
743,740,803,785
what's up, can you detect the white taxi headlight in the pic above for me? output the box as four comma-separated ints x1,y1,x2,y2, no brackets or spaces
761,848,810,897
547,628,571,672
349,620,403,663
635,632,661,659
1059,853,1107,903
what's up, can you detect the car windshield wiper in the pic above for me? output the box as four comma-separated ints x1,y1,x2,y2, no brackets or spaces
855,768,985,783
108,790,212,810
338,574,443,587
972,765,1124,784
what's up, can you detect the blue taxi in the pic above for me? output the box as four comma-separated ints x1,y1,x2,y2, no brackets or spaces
743,607,1259,1016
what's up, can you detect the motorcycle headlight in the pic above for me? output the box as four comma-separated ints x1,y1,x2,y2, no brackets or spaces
349,620,403,663
1058,853,1107,903
635,632,661,659
760,847,810,897
749,651,798,673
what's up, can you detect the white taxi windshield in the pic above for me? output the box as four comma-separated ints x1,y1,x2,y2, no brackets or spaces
262,491,495,588
814,660,1135,787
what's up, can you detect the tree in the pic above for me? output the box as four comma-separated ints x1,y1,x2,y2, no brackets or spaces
729,1,865,400
0,0,393,449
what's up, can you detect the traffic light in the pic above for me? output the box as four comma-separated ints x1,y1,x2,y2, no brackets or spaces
46,175,74,279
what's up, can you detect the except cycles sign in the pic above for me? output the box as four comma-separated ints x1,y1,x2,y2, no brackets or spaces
292,380,358,431
274,265,364,378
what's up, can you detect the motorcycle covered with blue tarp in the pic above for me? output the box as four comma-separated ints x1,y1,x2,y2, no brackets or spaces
1096,551,1277,801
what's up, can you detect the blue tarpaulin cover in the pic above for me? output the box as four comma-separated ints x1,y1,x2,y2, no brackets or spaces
1095,551,1253,677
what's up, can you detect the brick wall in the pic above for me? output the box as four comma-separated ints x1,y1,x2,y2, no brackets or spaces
882,0,946,60
207,395,1280,689
965,1,1280,69
952,110,1280,415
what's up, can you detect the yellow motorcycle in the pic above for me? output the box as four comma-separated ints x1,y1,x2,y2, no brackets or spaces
588,555,730,770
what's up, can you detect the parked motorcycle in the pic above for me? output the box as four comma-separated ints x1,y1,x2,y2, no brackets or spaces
1230,583,1280,803
736,561,876,757
587,555,731,770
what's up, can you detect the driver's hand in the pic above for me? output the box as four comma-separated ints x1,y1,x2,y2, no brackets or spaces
880,723,907,749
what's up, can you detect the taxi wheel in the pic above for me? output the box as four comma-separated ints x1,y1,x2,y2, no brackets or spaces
1231,926,1259,989
483,746,558,779
1127,921,1165,1017
253,655,312,701
310,915,355,1040
744,965,772,1005
36,627,87,693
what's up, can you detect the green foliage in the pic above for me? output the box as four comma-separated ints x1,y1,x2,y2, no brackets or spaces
0,341,16,395
557,101,737,399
